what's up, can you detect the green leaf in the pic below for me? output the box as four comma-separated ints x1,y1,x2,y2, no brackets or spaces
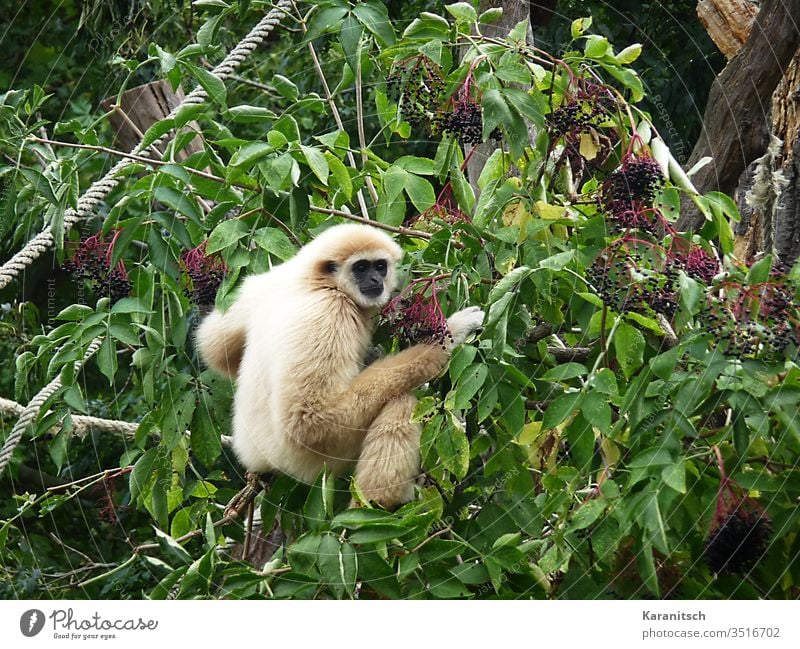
584,35,611,58
445,2,477,24
111,297,153,315
488,266,532,304
230,142,272,168
746,254,773,284
153,186,204,225
97,337,117,385
191,401,222,468
326,153,353,201
348,524,410,544
129,448,159,502
614,322,645,379
352,2,395,45
649,346,681,381
481,89,513,142
616,43,643,64
206,219,248,253
404,174,435,212
306,5,348,40
56,304,93,321
299,144,329,185
453,363,488,410
566,499,606,532
662,460,686,493
678,272,703,316
479,7,503,24
449,345,478,383
288,533,322,575
403,13,451,39
272,74,298,101
570,16,592,39
637,540,660,597
332,509,396,528
542,363,587,381
252,227,296,260
318,534,345,597
706,191,741,222
628,447,673,469
225,105,277,123
580,391,612,434
539,250,575,270
188,64,227,108
542,392,582,429
395,155,436,175
437,414,470,478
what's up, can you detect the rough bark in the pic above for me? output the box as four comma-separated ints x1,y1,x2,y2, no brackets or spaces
100,80,204,159
677,0,800,231
696,0,757,59
736,50,800,263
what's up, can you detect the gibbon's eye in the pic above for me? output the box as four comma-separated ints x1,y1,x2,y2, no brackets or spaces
353,260,369,274
374,259,388,275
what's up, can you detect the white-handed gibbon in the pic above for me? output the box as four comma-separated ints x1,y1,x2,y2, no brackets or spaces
196,223,484,508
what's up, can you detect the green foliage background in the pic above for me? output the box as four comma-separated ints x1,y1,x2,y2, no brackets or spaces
0,1,797,600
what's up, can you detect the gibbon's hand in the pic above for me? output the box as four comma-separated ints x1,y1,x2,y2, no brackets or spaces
446,306,485,349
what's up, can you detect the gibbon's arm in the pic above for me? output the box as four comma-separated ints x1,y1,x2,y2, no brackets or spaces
195,297,249,377
285,307,484,448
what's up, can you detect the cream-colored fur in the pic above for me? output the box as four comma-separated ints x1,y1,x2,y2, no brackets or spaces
196,223,484,508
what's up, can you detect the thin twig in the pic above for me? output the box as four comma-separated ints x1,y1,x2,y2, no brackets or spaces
29,135,257,192
355,46,380,205
309,205,432,238
132,473,266,554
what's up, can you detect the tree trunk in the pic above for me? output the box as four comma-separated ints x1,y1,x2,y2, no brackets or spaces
100,80,204,159
467,1,537,190
690,0,800,263
734,49,800,262
677,0,800,235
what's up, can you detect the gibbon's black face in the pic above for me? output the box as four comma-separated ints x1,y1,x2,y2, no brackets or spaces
351,258,388,298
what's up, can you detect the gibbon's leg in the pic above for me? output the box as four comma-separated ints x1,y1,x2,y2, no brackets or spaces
286,307,484,454
353,394,420,508
195,301,248,377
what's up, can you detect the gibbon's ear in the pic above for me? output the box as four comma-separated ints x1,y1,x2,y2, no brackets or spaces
324,261,338,274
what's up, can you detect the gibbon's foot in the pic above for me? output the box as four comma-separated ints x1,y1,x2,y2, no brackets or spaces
446,306,485,348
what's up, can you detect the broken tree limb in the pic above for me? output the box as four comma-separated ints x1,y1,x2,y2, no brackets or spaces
677,0,800,231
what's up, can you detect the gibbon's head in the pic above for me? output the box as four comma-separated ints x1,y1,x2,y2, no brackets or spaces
300,223,403,309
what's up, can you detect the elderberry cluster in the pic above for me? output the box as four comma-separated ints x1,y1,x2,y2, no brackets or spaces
705,510,772,575
701,274,798,359
442,100,483,146
380,290,452,348
386,56,444,127
682,246,720,283
601,155,664,231
62,232,132,305
550,83,615,136
180,243,227,308
587,253,678,318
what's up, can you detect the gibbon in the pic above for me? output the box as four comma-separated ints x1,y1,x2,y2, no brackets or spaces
196,223,484,508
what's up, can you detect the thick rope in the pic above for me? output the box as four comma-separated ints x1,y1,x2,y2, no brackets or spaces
0,338,103,474
0,395,233,447
0,396,138,438
0,0,293,291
